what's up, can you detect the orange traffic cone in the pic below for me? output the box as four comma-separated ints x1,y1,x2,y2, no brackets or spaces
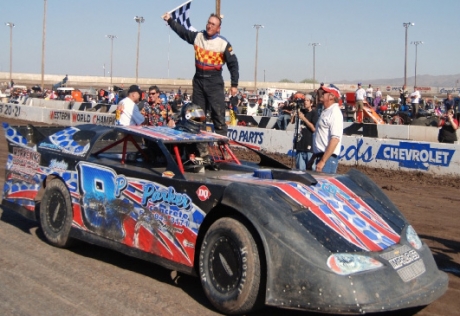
356,110,363,123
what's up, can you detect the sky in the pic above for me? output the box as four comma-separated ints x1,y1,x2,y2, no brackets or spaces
1,0,459,85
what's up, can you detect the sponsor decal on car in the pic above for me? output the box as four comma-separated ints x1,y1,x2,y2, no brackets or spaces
49,159,68,171
162,171,175,178
11,147,41,177
196,185,211,201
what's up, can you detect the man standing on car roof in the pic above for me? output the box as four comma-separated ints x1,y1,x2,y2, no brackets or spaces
310,85,343,174
162,12,239,136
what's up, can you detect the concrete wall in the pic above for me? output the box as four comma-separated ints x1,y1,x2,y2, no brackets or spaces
1,100,459,176
0,102,116,126
226,125,460,176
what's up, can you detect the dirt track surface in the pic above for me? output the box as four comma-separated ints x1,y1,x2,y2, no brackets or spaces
0,118,459,316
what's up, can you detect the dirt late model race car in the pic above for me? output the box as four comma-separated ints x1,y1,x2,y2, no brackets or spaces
2,123,448,315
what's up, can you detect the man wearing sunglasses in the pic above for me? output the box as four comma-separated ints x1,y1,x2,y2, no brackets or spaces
162,12,239,136
142,85,167,126
310,86,343,174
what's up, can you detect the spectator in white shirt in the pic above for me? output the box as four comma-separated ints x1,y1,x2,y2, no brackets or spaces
310,85,343,174
366,84,373,107
410,87,421,118
116,85,145,126
355,82,366,123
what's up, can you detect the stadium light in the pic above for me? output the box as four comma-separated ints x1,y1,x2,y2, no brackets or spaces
309,43,321,90
5,22,15,85
106,35,117,85
41,0,47,91
134,16,145,84
403,22,415,87
411,41,423,88
253,24,264,93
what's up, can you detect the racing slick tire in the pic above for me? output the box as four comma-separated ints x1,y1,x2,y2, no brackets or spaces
39,179,74,248
199,217,263,315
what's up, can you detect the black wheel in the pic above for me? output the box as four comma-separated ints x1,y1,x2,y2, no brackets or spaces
39,179,74,248
199,217,263,315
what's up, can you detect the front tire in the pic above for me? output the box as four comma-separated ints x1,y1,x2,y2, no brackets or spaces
39,179,74,248
199,217,263,315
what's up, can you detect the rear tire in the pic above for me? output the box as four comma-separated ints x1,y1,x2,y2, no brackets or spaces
199,217,263,315
39,179,74,248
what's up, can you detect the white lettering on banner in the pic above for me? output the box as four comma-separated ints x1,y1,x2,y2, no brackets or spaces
339,139,456,172
382,147,450,165
227,128,264,145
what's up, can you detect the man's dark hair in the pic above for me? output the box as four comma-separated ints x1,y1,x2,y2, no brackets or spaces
209,13,222,26
149,85,160,94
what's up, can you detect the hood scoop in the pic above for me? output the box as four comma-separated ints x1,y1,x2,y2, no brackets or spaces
253,169,317,186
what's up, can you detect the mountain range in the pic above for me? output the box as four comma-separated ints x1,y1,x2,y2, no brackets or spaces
337,74,460,88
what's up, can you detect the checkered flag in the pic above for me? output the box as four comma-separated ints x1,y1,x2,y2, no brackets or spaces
169,0,196,31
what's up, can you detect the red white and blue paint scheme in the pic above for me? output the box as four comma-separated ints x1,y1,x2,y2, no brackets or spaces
2,123,448,315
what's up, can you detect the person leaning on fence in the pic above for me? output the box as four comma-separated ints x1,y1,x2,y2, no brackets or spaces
308,85,343,174
275,101,293,130
438,108,458,144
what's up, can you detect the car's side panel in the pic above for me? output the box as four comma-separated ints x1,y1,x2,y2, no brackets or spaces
76,161,207,267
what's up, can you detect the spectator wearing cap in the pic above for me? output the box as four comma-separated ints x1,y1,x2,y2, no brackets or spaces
310,86,343,174
116,85,145,126
355,82,366,123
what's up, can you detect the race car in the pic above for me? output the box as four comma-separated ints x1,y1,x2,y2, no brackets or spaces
1,122,448,315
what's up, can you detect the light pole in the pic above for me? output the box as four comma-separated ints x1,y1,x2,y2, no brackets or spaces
253,24,263,93
309,43,320,90
134,16,145,84
216,0,221,16
41,0,47,91
411,41,423,89
403,22,414,87
5,22,14,85
106,35,117,85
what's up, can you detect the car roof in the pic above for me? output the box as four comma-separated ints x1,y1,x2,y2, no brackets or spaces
115,125,228,143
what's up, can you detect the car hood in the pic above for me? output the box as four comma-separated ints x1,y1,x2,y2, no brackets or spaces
219,169,404,253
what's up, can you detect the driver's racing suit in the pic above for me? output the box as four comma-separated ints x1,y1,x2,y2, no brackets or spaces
167,18,239,136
